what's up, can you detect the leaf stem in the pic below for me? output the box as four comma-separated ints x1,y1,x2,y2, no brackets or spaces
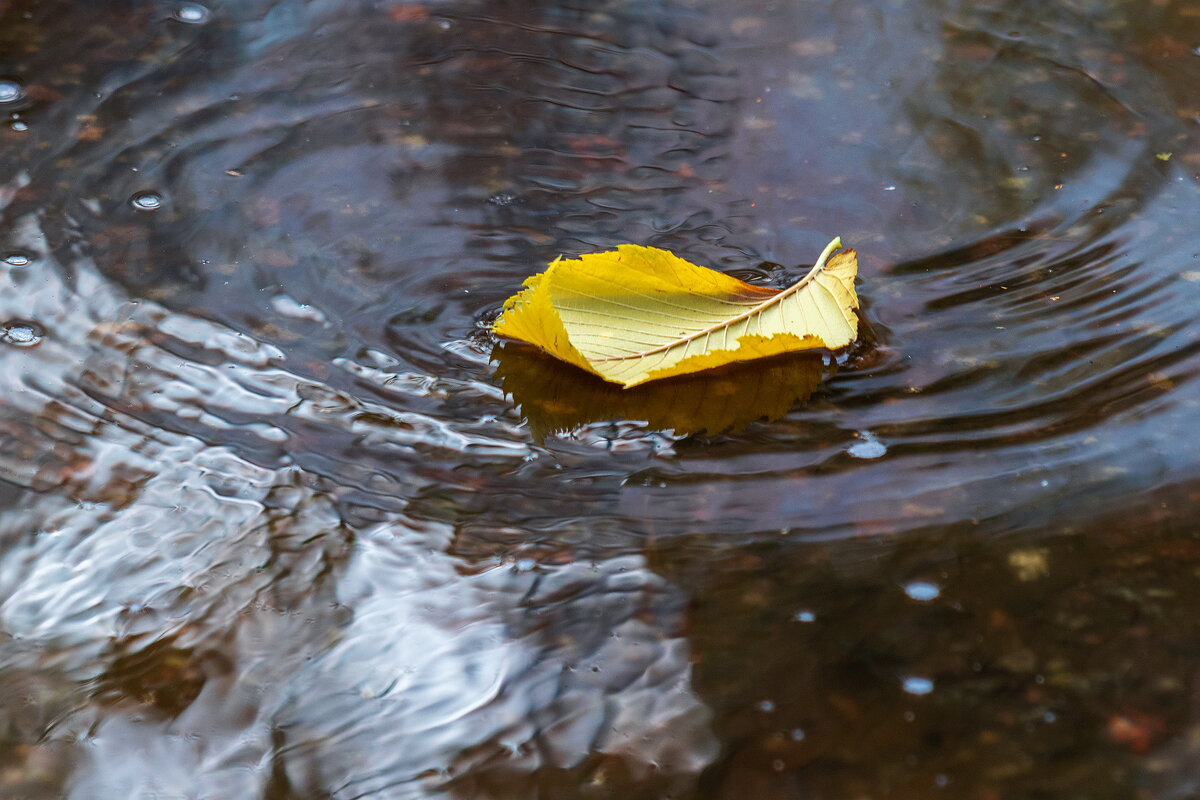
815,237,842,271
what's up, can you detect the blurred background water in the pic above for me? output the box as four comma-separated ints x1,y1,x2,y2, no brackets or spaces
1,0,1199,797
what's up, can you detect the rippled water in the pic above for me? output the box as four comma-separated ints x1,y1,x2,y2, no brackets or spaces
1,0,1199,797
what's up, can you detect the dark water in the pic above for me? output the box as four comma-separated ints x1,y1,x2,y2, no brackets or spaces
1,0,1199,797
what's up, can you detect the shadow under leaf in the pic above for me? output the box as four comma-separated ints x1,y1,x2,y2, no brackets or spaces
492,342,829,441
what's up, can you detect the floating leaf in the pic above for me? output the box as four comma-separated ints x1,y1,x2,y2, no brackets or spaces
493,238,858,388
493,342,827,441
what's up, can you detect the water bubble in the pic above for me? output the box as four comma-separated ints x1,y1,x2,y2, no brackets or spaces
0,80,22,104
3,251,32,268
173,3,210,23
793,610,816,623
883,185,897,191
757,700,775,713
488,191,520,207
2,320,44,347
790,728,806,741
130,191,163,211
10,120,27,132
903,581,941,601
847,430,887,459
902,676,934,695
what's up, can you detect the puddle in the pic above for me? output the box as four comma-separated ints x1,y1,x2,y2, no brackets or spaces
1,0,1199,797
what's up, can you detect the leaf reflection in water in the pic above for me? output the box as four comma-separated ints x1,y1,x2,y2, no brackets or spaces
492,342,828,441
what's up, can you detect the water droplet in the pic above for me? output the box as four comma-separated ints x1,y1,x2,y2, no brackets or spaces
793,610,815,623
10,120,27,132
847,430,887,459
130,191,163,211
902,676,934,695
173,3,210,23
0,79,22,104
2,320,44,347
3,251,32,268
903,581,940,601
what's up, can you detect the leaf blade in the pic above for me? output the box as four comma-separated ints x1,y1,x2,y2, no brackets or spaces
493,238,859,388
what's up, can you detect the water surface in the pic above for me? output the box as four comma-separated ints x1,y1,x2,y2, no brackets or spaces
1,0,1199,797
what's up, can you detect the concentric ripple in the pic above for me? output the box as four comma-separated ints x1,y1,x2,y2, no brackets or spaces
0,0,1198,797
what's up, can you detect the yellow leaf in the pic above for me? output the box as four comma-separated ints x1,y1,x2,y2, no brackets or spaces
493,342,827,441
493,238,858,388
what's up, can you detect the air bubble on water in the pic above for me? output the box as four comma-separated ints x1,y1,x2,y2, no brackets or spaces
793,610,815,623
903,581,941,601
2,320,44,347
0,80,22,104
902,676,934,695
130,191,163,211
883,185,897,191
437,18,453,30
488,191,520,206
847,430,887,459
173,3,210,23
3,252,32,268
